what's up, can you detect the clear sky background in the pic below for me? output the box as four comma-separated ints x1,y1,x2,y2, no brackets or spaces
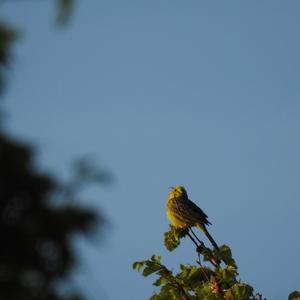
1,1,300,299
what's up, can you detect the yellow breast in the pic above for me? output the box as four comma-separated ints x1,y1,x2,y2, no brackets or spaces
166,198,187,228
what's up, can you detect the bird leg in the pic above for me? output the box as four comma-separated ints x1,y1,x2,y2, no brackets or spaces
187,229,206,256
190,228,209,255
187,230,212,282
189,228,220,268
186,231,200,248
190,228,203,245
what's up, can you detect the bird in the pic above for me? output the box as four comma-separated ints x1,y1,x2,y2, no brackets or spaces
166,185,219,250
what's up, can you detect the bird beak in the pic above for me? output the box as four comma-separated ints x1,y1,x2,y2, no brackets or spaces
169,186,174,189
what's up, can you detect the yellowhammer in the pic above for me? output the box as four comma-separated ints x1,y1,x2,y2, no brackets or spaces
166,186,219,249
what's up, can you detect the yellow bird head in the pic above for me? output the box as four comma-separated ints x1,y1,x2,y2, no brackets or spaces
169,185,188,198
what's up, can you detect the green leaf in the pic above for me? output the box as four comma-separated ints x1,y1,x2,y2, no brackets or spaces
224,283,253,300
139,258,164,277
194,282,220,300
143,266,158,277
218,245,237,268
188,267,213,287
153,276,170,286
215,265,238,285
164,284,185,300
151,255,162,263
164,225,188,251
177,265,212,289
149,294,160,300
152,285,180,300
132,261,145,272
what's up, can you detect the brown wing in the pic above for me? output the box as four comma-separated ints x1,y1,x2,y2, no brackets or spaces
186,198,211,226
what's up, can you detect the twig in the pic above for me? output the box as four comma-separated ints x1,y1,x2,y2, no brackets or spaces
186,231,199,248
190,227,203,244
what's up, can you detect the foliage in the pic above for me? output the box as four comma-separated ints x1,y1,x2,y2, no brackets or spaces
0,129,110,300
56,0,75,26
0,22,18,94
0,2,109,300
134,225,268,300
164,225,188,251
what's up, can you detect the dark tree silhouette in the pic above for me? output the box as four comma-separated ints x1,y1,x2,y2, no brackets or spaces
0,22,17,94
0,132,100,300
0,5,109,299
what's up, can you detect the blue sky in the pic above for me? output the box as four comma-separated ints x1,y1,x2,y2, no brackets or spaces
1,1,300,299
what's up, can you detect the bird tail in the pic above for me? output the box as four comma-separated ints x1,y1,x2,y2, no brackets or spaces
197,224,219,250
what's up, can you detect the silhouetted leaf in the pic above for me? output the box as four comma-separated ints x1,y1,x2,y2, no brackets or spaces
0,133,106,300
0,23,18,94
56,0,74,25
